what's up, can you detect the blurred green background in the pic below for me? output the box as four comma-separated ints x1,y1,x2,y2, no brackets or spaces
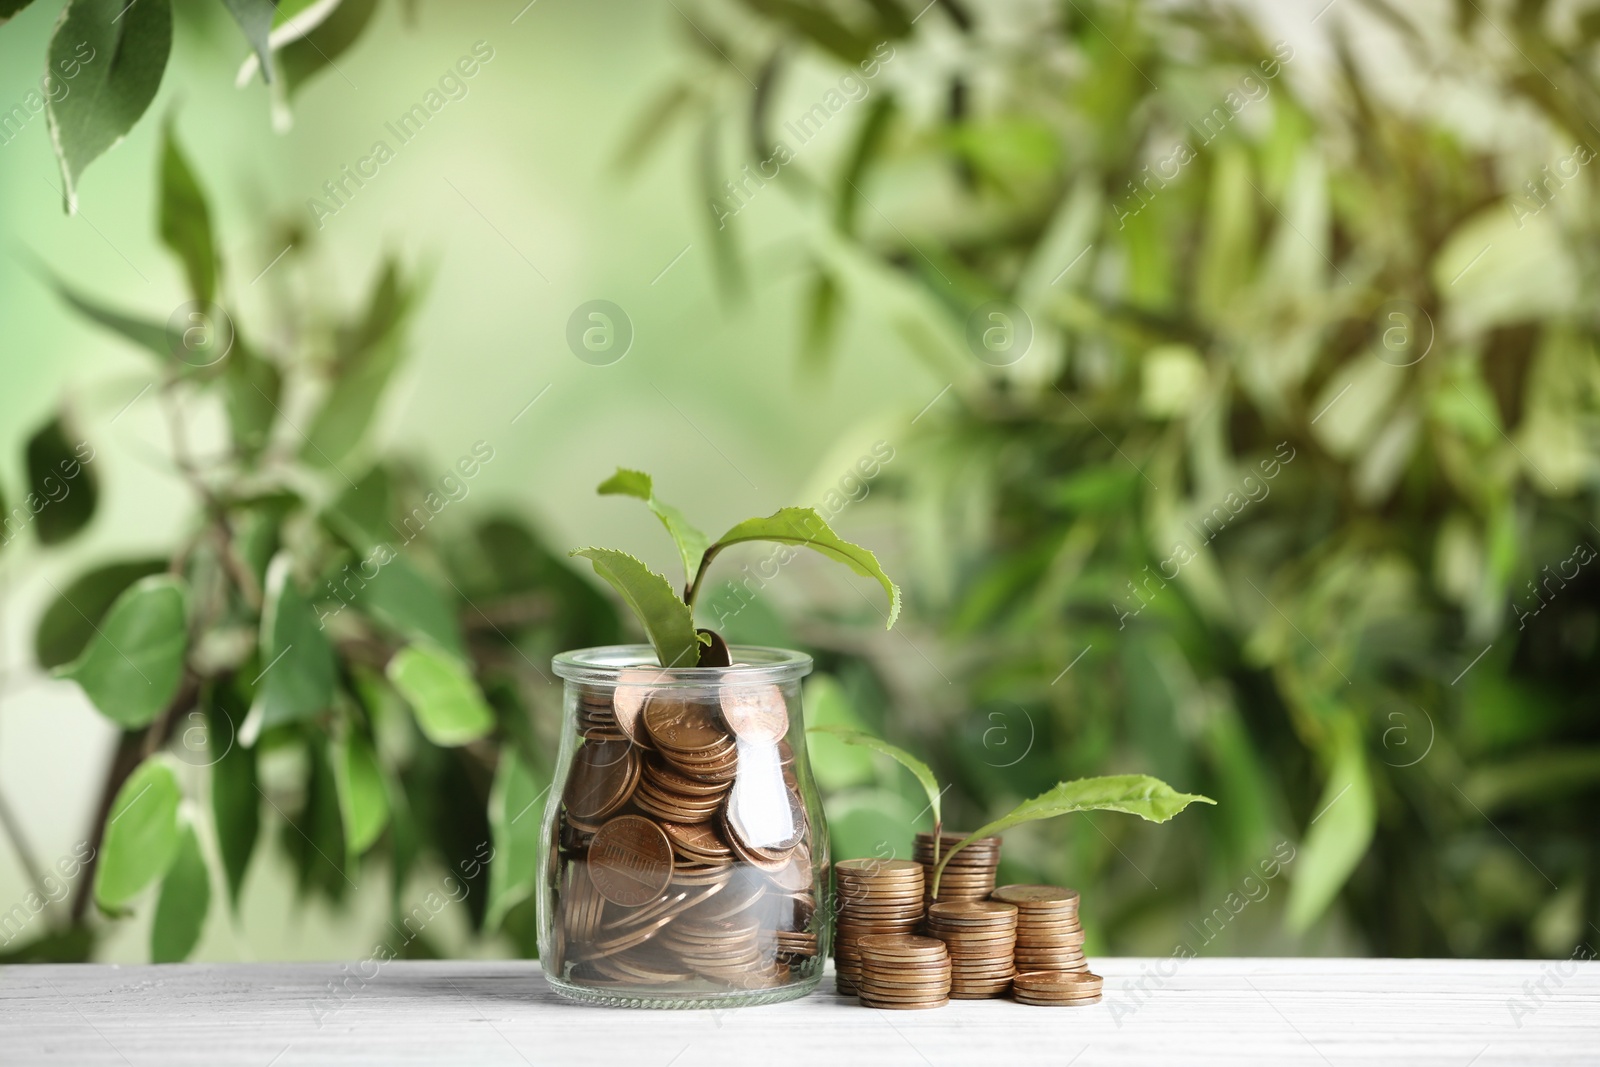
1,0,1596,967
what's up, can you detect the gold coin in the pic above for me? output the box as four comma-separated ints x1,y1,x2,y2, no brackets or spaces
1013,970,1102,993
643,693,731,752
588,815,674,907
992,884,1079,907
719,683,789,743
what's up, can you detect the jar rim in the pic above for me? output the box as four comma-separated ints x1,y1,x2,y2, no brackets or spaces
551,644,814,686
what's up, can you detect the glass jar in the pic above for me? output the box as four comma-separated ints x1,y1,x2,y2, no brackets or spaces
540,645,830,1008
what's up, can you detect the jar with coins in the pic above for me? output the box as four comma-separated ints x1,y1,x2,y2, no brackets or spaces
540,645,830,1007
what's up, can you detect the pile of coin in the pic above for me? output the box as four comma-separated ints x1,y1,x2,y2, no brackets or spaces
855,934,952,1010
832,858,925,994
1011,970,1103,1006
924,900,1018,998
551,674,822,993
993,884,1087,973
915,831,1001,904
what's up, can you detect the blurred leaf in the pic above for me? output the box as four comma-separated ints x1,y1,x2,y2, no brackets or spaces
799,270,841,374
933,775,1215,892
0,926,95,963
303,260,412,468
485,749,545,930
47,276,170,359
733,0,875,64
1465,748,1600,811
1433,207,1578,332
285,737,348,901
810,724,941,829
387,643,495,746
571,547,700,668
157,120,217,306
25,415,98,544
324,466,393,552
597,468,711,588
280,0,377,98
705,508,901,627
0,0,38,23
1287,729,1376,930
58,575,188,729
614,82,695,173
94,755,182,910
242,554,336,742
354,555,465,656
333,732,389,855
34,559,166,668
46,0,173,213
150,815,210,962
208,679,258,911
221,0,277,81
222,345,282,460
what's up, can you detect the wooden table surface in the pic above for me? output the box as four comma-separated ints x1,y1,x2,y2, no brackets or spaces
3,957,1596,1066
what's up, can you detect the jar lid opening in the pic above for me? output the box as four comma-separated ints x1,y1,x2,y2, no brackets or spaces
551,644,813,686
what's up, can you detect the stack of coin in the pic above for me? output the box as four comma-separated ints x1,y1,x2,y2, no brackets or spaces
925,900,1018,998
915,832,1001,904
993,884,1087,973
832,858,925,994
855,934,952,1010
1011,970,1103,1006
552,676,821,993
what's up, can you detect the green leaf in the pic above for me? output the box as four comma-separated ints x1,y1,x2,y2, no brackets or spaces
0,0,38,24
47,275,170,359
94,755,182,910
221,0,277,81
932,775,1215,894
386,643,495,746
280,0,377,98
353,555,465,657
241,553,336,743
222,345,281,461
157,120,217,306
57,575,188,729
323,465,393,552
333,732,389,855
597,468,711,587
808,725,941,828
702,507,901,627
1286,731,1376,931
34,558,166,668
208,679,258,911
46,0,174,213
569,547,700,668
25,415,98,545
485,749,546,930
302,260,414,468
150,814,210,962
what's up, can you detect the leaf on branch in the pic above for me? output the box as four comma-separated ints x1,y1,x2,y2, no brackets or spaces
220,0,277,82
386,643,495,747
222,344,282,461
25,414,98,545
158,119,218,306
208,679,258,912
0,0,39,24
933,774,1215,893
597,467,711,588
150,812,211,962
34,558,167,668
46,0,174,214
45,275,171,360
57,575,188,729
707,507,901,627
485,749,546,931
570,547,700,668
333,732,390,855
279,0,377,99
809,724,940,827
94,754,182,911
1286,729,1375,931
241,553,336,744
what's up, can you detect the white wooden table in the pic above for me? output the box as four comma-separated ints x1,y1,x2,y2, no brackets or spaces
2,958,1596,1066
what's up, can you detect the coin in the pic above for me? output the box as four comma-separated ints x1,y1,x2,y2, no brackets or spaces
644,693,730,752
720,683,789,743
562,737,639,822
588,815,674,907
993,884,1080,907
612,668,669,747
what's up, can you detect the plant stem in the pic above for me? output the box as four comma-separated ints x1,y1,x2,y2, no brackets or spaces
683,545,722,611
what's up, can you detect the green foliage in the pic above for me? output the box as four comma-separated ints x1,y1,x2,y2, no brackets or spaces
151,816,210,962
581,472,901,664
24,415,97,544
46,0,172,213
387,643,495,747
220,0,277,81
681,0,1600,956
22,134,616,962
95,756,182,911
57,576,187,729
570,547,700,668
808,725,942,830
